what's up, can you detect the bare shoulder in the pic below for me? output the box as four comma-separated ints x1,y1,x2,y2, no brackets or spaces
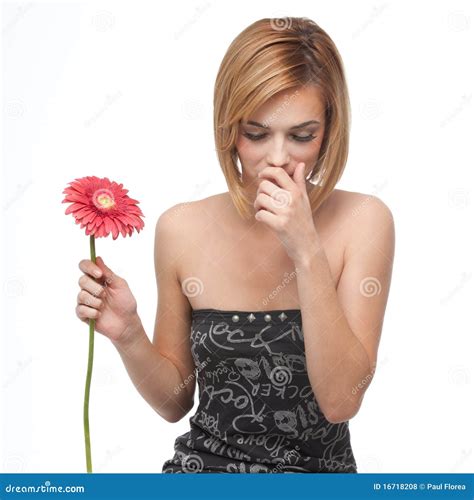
328,188,393,217
331,189,395,259
156,195,217,238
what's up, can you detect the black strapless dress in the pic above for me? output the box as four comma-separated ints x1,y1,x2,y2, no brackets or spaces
161,308,357,473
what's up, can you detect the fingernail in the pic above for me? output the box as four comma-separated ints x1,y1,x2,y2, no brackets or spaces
94,270,102,278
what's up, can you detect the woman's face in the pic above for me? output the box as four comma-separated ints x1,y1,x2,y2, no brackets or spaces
235,85,326,194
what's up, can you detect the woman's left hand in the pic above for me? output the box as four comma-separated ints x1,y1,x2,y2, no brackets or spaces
254,162,321,265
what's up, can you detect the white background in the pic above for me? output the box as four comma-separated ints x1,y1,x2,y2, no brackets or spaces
1,0,473,473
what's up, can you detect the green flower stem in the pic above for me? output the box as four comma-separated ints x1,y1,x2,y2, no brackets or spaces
84,234,96,473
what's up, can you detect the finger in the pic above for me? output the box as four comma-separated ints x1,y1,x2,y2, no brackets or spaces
292,162,307,190
95,256,120,288
78,274,105,298
79,259,103,279
77,289,102,309
254,193,278,215
76,304,101,320
255,208,278,227
258,167,293,190
256,179,279,197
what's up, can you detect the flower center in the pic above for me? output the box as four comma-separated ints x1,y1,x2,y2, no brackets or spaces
93,188,116,210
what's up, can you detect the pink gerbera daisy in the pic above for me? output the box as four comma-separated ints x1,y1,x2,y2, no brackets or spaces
61,175,144,473
62,176,144,239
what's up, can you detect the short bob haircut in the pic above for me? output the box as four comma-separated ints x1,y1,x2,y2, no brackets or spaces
213,17,351,220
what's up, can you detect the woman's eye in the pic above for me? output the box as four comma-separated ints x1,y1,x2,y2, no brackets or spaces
293,134,316,142
243,132,266,141
243,132,316,142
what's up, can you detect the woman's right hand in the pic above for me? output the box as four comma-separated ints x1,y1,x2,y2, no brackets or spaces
76,256,139,343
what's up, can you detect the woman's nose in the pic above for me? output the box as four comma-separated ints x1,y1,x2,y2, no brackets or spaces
266,141,290,168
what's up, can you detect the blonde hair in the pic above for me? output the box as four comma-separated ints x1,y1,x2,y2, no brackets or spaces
213,17,351,220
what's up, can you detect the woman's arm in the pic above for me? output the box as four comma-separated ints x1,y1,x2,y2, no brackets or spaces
295,195,395,423
112,207,196,423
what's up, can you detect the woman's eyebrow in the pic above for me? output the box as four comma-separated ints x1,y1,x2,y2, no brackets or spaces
245,120,320,129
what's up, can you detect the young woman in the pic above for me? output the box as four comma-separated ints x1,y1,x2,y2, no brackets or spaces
75,17,395,473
